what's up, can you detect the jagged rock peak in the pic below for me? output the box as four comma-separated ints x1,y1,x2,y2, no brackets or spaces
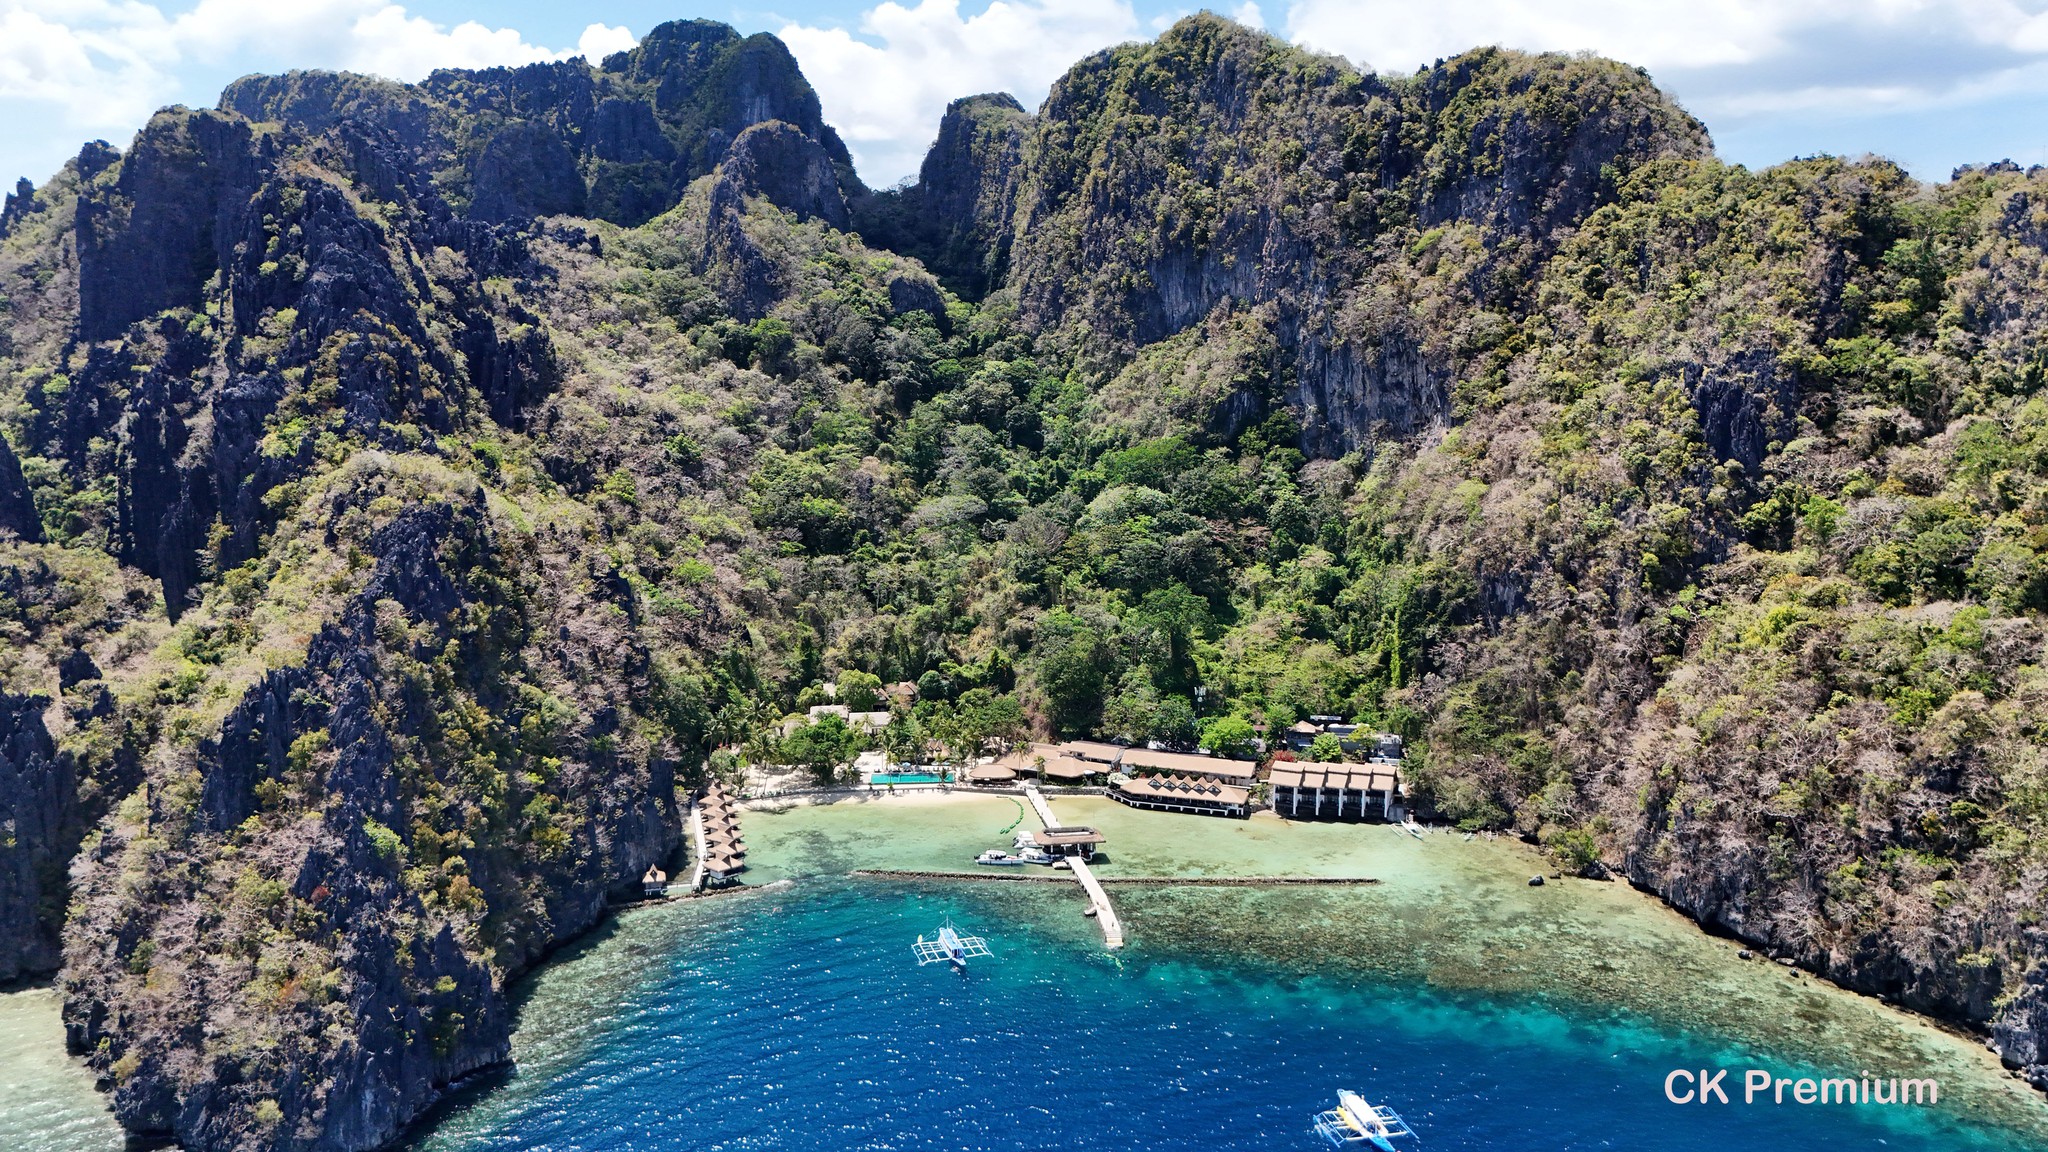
216,18,860,227
717,120,852,229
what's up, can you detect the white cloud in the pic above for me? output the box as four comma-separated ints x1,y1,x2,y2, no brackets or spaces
779,0,1142,188
1280,0,2048,113
0,0,635,138
1283,0,1792,72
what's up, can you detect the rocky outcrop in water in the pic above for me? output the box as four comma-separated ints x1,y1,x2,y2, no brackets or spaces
0,694,71,983
62,489,685,1151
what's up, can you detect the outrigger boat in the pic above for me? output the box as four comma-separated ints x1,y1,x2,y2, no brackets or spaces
911,918,993,969
1313,1090,1417,1150
975,849,1027,866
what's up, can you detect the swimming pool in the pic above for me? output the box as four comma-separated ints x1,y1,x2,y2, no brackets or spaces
869,772,948,784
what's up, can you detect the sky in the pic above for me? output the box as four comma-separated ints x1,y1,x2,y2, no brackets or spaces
4,0,2048,194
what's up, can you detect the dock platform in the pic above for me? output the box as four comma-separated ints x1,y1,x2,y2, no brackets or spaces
686,801,706,893
1023,783,1124,949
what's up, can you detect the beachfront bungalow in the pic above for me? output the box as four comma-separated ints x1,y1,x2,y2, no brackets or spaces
1118,747,1258,784
1268,765,1401,821
642,865,670,897
1038,755,1104,784
703,851,744,885
965,764,1017,785
1113,773,1250,818
1028,826,1106,860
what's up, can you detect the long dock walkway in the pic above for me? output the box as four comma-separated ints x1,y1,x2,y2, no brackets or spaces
1022,783,1124,949
1065,857,1124,947
686,800,706,893
1024,785,1060,830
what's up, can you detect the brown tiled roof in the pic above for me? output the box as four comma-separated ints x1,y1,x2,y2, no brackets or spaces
1118,747,1258,781
1030,826,1106,847
1039,755,1102,781
1116,773,1249,807
1056,740,1130,764
966,764,1017,782
704,853,743,874
1271,766,1399,792
989,741,1064,772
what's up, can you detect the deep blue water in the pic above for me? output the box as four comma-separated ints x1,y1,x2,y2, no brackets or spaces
408,881,2048,1152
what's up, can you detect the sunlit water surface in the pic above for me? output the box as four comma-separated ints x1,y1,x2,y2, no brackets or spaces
6,792,2046,1151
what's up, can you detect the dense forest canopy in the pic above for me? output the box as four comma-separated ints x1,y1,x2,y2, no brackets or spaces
1,13,2046,1152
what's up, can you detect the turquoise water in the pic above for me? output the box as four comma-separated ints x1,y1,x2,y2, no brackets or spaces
868,773,948,784
403,875,2048,1152
8,797,2048,1151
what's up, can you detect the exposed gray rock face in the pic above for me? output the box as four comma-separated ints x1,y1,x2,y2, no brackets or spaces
1995,968,2048,1091
884,17,1708,456
0,694,72,982
75,112,268,342
0,177,39,237
51,107,563,618
855,93,1031,297
720,120,851,229
218,18,862,229
0,433,40,542
63,498,681,1152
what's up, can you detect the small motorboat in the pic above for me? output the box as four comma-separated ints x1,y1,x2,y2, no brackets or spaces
1313,1090,1417,1150
975,849,1026,866
1051,858,1071,870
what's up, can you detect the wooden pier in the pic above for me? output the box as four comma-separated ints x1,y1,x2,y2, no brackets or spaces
1067,857,1124,947
685,801,706,893
1023,783,1123,948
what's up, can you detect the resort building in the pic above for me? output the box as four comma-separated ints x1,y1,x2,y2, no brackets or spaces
1056,740,1129,765
1112,773,1250,818
1118,747,1258,783
642,865,670,897
965,763,1017,785
1028,826,1106,860
1268,765,1401,821
1038,754,1106,784
697,780,746,887
804,703,892,732
986,741,1065,777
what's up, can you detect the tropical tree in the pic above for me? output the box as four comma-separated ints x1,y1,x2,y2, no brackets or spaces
1200,715,1259,760
783,715,859,785
836,669,885,711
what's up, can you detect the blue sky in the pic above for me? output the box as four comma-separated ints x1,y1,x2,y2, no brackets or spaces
5,0,2048,194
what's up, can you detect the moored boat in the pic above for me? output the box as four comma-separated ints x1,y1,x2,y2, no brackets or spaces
1312,1089,1417,1150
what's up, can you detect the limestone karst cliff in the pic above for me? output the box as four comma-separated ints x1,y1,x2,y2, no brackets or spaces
3,14,2048,1152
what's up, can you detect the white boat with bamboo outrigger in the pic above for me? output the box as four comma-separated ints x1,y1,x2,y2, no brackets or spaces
911,918,993,969
1313,1090,1417,1150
